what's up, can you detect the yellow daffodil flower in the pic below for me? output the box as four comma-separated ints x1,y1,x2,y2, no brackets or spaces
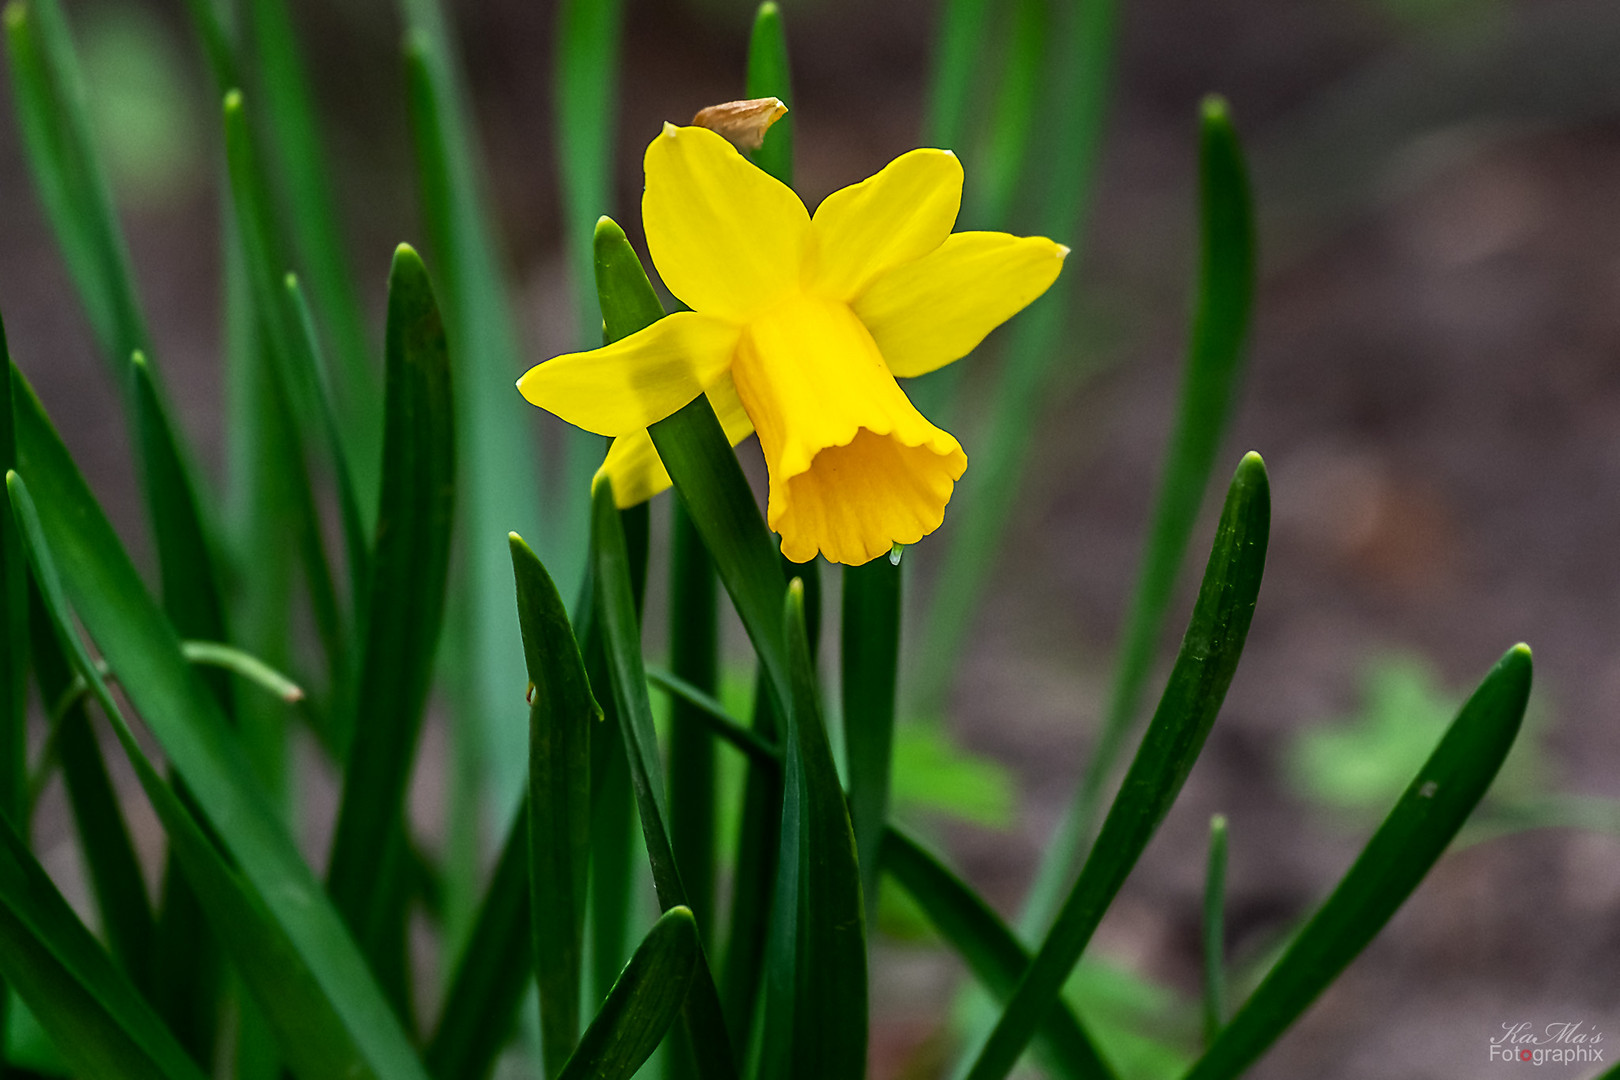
518,122,1067,565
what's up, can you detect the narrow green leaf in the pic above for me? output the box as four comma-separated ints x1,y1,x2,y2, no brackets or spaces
1202,814,1228,1047
425,804,529,1080
173,0,235,96
1024,97,1256,931
719,669,784,1044
560,907,700,1080
668,506,720,938
745,2,793,185
27,590,154,992
646,669,780,769
1,314,26,831
327,245,455,1016
924,0,995,151
222,88,349,698
964,453,1270,1080
882,825,1116,1080
771,578,867,1080
966,0,1047,229
1185,645,1532,1080
219,206,298,800
2,0,151,372
401,29,549,946
131,352,227,676
0,313,20,1058
591,478,738,1080
0,813,205,1080
556,0,625,341
284,273,371,608
919,0,1119,701
240,0,380,493
8,363,432,1080
10,468,398,1080
842,557,900,923
510,532,597,1078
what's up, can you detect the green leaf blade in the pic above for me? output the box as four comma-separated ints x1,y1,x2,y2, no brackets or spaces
964,452,1270,1080
8,363,432,1080
841,557,901,922
560,907,700,1080
591,478,738,1080
776,579,867,1080
1185,645,1532,1080
745,2,793,185
882,826,1116,1080
2,0,151,372
511,532,597,1078
424,806,530,1080
0,817,204,1080
326,245,455,1013
1024,97,1257,931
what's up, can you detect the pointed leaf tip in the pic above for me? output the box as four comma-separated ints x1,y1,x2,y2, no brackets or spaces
593,215,628,247
1201,94,1231,123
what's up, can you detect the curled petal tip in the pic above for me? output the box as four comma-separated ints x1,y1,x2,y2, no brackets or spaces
1056,243,1072,260
661,120,680,137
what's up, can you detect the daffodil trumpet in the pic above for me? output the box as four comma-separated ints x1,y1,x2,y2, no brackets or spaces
519,120,1067,566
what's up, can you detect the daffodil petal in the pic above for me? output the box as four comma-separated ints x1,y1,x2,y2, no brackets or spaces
854,231,1068,378
810,148,963,300
643,124,811,322
516,311,740,437
730,294,966,565
596,375,757,507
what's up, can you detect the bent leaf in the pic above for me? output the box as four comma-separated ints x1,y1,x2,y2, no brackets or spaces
560,907,700,1080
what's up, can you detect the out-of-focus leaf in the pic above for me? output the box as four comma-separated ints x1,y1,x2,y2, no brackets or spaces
1024,98,1256,931
1202,814,1229,1046
918,0,1119,703
0,315,25,831
7,364,431,1080
27,590,153,993
0,812,204,1080
963,454,1269,1080
240,0,380,493
425,804,529,1080
559,907,700,1080
11,468,415,1080
222,89,349,699
891,722,1015,830
401,24,548,948
745,2,793,185
2,0,150,371
326,246,454,1017
1185,645,1532,1080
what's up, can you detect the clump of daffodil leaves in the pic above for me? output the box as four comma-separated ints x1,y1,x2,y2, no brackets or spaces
518,117,1067,565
